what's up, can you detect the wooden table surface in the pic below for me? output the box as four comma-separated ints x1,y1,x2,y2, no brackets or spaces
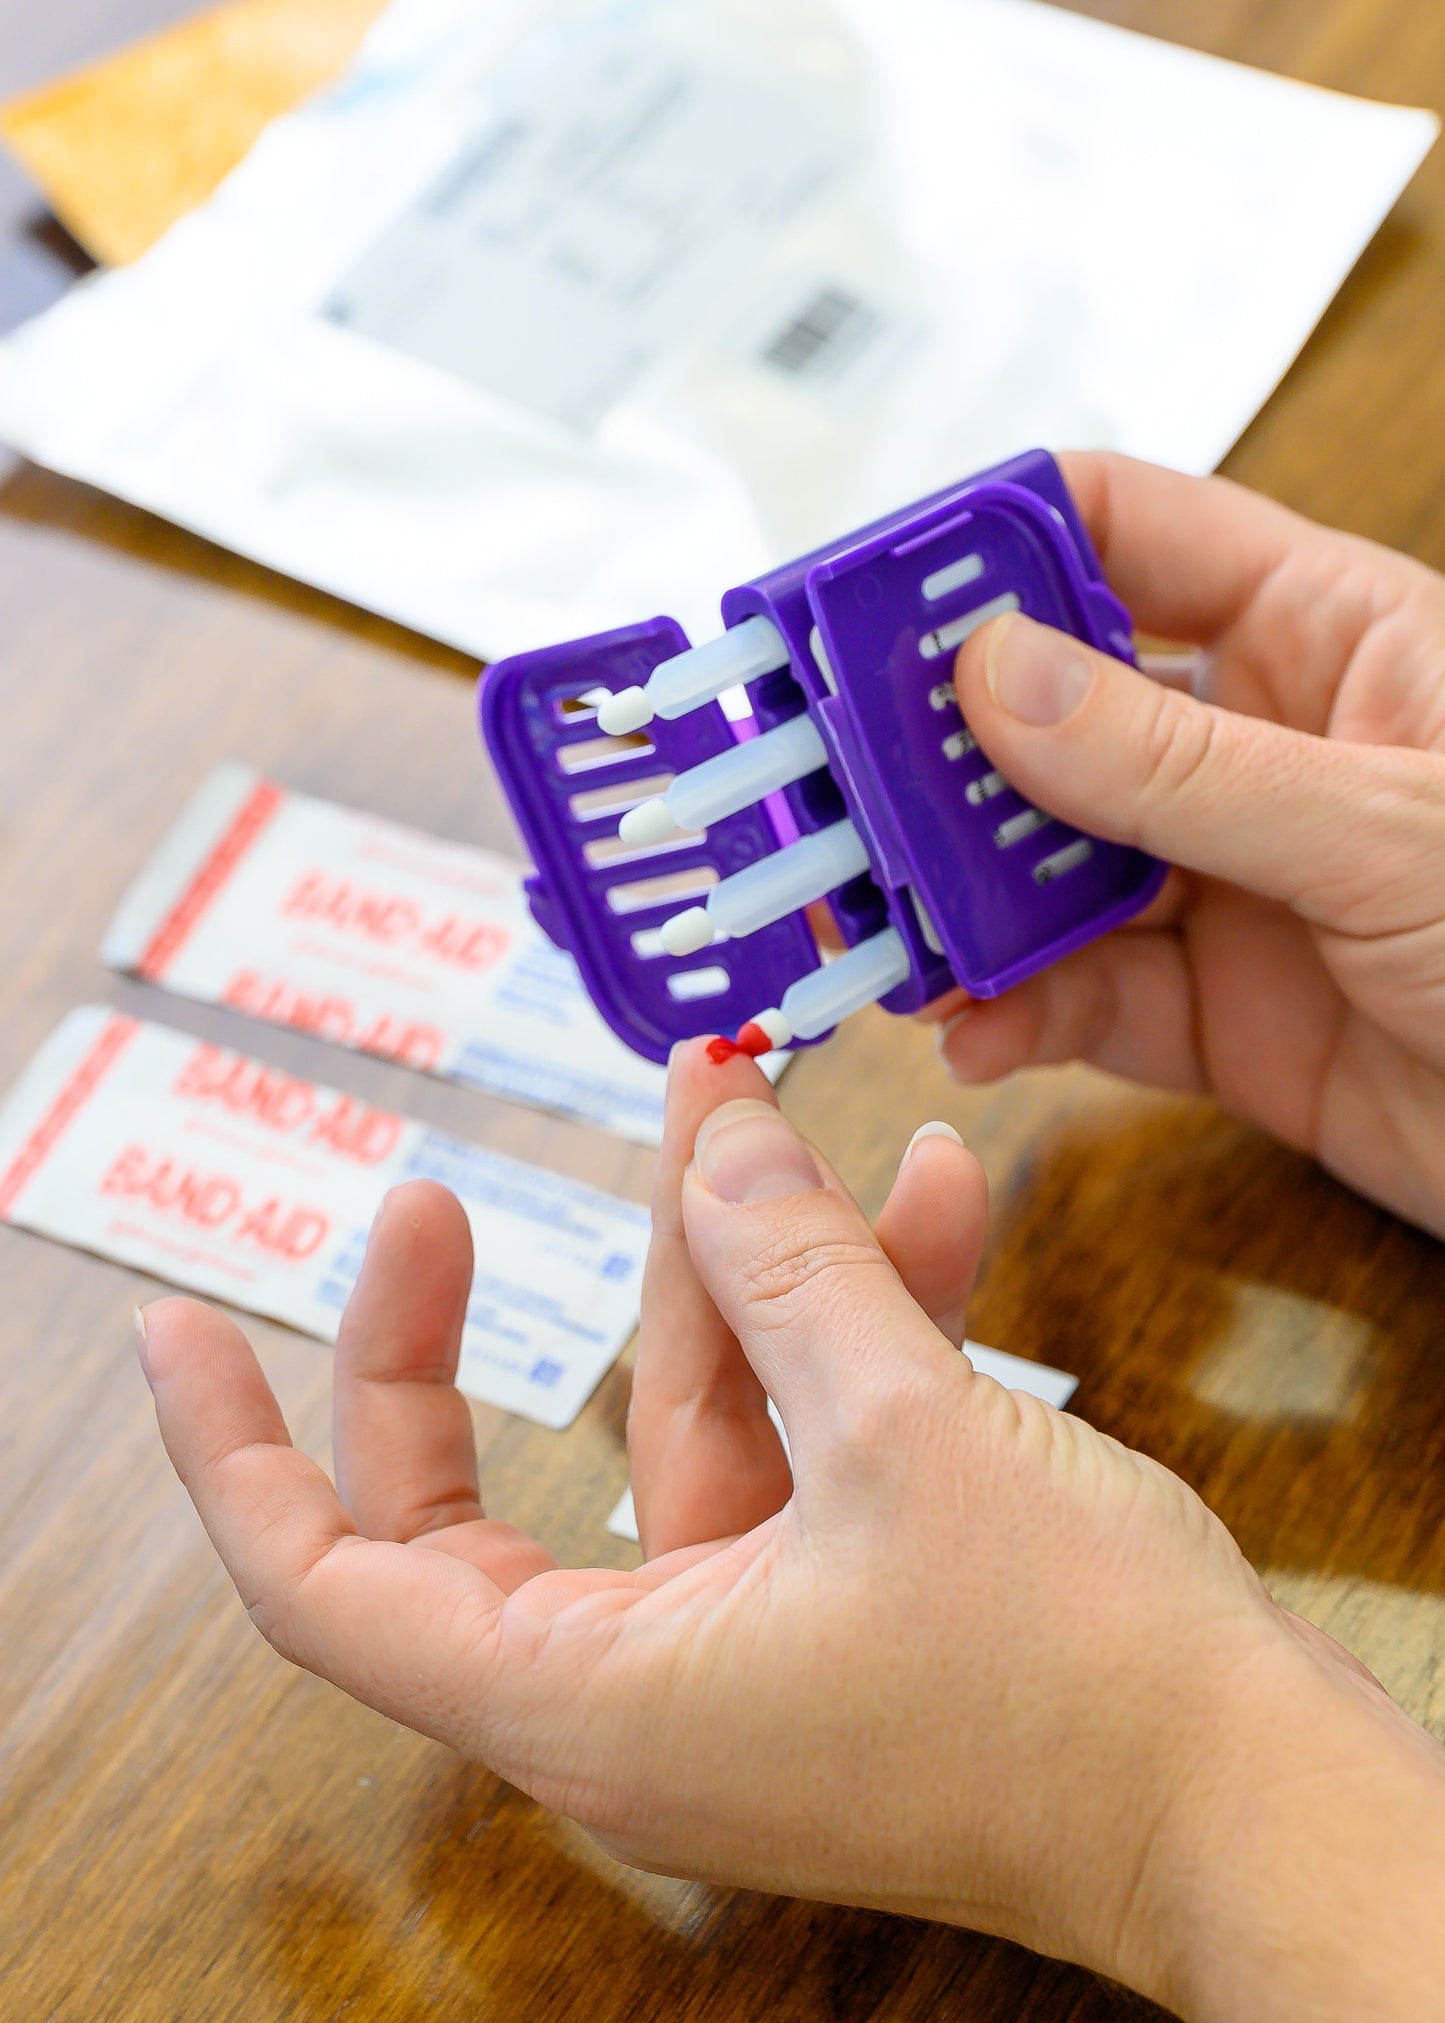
2,2,1445,2018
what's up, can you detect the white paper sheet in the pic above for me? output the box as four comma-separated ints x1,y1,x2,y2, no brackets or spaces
606,1343,1079,1539
0,1006,650,1428
0,0,1432,656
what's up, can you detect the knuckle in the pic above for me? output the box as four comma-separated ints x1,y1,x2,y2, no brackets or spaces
1136,685,1223,814
826,1361,932,1461
1040,952,1116,1064
733,1216,892,1337
1374,743,1445,814
244,1590,298,1662
1314,746,1445,930
239,1552,324,1668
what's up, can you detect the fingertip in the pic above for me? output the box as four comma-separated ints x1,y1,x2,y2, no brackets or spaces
337,1180,474,1394
654,1038,782,1248
900,1116,964,1166
877,1124,989,1347
375,1175,469,1226
1055,448,1132,560
365,1177,474,1274
935,994,1039,1085
133,1304,151,1383
139,1295,297,1496
915,985,972,1028
935,1007,978,1079
134,1294,238,1383
662,1036,778,1146
890,1118,987,1204
888,1128,989,1247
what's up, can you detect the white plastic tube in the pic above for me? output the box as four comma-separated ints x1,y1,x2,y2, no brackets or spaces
619,713,826,845
597,616,789,733
777,928,911,1041
658,818,869,956
708,819,868,939
918,591,1020,661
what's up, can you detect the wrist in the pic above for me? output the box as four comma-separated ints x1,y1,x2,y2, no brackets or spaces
1128,1615,1445,2021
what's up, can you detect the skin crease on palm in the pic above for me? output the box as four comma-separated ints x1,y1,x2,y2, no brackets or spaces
135,455,1445,2020
933,450,1445,1238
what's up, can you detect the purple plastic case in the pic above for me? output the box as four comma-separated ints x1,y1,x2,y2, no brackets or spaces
480,449,1165,1065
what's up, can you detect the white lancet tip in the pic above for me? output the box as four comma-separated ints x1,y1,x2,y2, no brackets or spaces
659,907,717,957
597,686,655,736
618,798,681,847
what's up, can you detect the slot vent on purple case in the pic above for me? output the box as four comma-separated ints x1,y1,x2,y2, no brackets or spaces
481,451,1167,1063
667,965,731,1002
583,828,705,871
555,688,611,722
568,773,674,822
605,865,718,914
995,807,1051,848
919,592,1020,660
480,616,825,1063
557,731,656,774
921,552,985,602
1033,839,1094,883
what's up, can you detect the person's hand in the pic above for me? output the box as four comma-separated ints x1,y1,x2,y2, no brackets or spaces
139,1043,1445,2019
935,451,1445,1237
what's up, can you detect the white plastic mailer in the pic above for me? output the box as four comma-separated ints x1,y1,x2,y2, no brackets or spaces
0,0,1434,654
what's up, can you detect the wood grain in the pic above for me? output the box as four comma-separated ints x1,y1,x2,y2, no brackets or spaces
0,4,1443,2019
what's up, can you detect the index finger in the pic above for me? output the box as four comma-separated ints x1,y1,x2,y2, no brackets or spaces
629,1040,792,1558
1060,450,1300,646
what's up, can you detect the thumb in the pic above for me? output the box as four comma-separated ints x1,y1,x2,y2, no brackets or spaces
680,1100,960,1487
956,611,1445,933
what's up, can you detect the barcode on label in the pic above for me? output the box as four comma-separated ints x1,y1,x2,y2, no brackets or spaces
760,286,882,378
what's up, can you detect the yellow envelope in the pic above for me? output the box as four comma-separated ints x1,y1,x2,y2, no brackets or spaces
0,0,387,267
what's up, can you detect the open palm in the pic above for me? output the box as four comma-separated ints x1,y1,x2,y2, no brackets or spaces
138,1039,1359,2000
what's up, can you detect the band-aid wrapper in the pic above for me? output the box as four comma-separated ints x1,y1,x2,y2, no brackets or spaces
103,763,675,1146
606,1350,1079,1540
0,1008,649,1430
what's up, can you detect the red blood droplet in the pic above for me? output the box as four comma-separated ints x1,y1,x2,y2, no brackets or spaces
705,1036,742,1064
735,1022,774,1058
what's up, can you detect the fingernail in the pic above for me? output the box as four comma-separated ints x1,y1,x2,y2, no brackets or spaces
134,1304,152,1382
936,1012,974,1081
986,613,1093,727
935,1007,971,1057
693,1098,823,1205
902,1120,964,1169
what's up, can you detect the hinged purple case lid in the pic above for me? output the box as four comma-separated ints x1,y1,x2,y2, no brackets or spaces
803,479,1163,996
479,618,823,1064
479,451,1166,1066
